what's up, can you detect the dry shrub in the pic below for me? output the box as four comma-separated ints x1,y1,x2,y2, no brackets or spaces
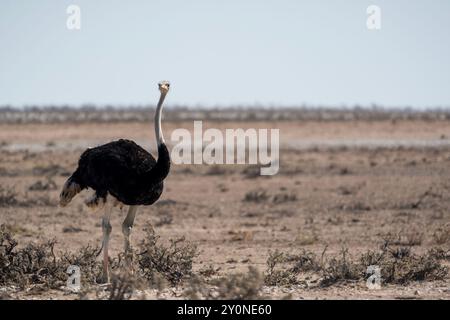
28,178,57,191
108,271,139,300
1,224,33,236
264,243,448,288
0,224,103,289
243,189,298,204
186,267,263,300
0,225,61,288
288,249,324,273
294,230,319,245
32,164,70,177
137,225,197,286
243,189,270,203
323,243,447,286
265,248,326,286
0,186,20,207
432,225,450,245
155,215,173,227
338,201,371,211
321,248,363,286
272,192,297,204
381,230,424,246
210,267,262,300
59,245,102,284
62,226,83,233
360,244,448,285
427,247,450,261
0,186,56,207
21,194,56,207
0,167,18,177
198,265,220,278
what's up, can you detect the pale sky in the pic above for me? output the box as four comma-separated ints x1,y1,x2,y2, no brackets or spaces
1,0,449,108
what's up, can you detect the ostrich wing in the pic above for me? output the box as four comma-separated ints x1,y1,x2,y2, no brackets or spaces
75,139,162,205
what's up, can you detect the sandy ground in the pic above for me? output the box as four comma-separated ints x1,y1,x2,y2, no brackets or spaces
0,119,449,299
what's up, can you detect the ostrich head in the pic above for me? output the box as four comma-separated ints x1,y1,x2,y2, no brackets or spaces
158,81,170,95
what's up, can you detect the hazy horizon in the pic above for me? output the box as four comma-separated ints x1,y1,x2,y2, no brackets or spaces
1,1,450,109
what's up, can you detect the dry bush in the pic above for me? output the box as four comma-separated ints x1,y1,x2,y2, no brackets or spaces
427,247,450,261
108,271,139,300
243,189,270,203
21,194,56,207
287,249,324,273
0,186,56,207
322,243,447,286
243,189,298,204
198,265,220,278
0,225,104,289
337,201,371,211
432,225,450,245
186,267,263,300
321,248,363,286
0,186,20,207
264,250,302,286
205,166,228,176
137,225,197,286
264,242,448,288
381,230,424,246
32,164,70,177
1,224,33,236
272,192,297,204
28,178,57,191
155,215,173,227
0,167,18,177
62,226,83,233
59,245,102,284
0,225,61,288
294,230,319,245
360,244,448,285
209,267,262,300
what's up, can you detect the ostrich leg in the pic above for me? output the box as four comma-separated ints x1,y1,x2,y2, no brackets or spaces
100,201,113,283
122,205,138,263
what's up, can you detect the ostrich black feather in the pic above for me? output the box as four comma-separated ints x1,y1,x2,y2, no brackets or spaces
64,139,170,205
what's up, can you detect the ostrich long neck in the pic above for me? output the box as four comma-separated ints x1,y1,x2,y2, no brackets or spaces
155,92,166,146
146,91,171,183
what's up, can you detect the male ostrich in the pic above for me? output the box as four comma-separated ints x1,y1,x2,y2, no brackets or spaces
59,81,171,282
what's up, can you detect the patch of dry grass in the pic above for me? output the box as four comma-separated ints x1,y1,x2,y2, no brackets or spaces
108,271,139,300
243,189,298,204
243,189,270,203
380,230,424,246
264,241,448,288
28,178,57,191
185,267,263,300
0,186,20,207
0,186,56,207
432,225,450,245
0,224,102,289
137,224,198,286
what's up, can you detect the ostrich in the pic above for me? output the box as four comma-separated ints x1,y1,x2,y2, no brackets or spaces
59,81,171,282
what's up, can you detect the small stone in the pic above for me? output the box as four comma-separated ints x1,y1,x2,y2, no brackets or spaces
414,290,420,296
